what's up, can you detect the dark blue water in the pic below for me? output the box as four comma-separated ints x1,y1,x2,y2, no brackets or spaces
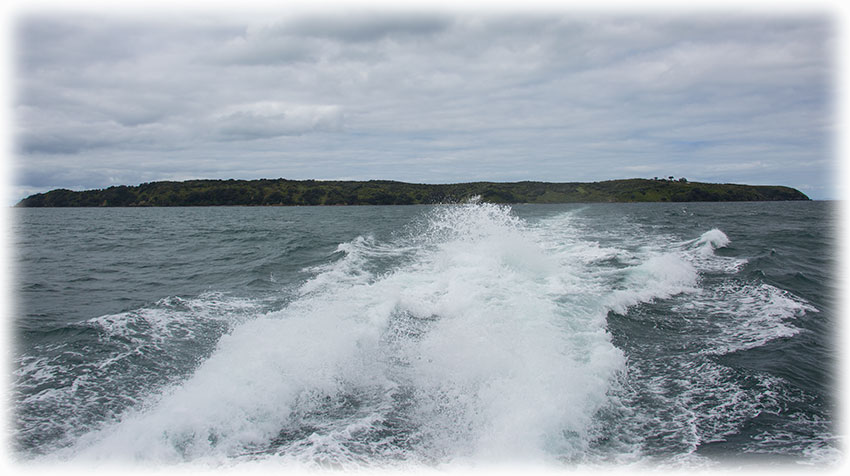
11,201,840,469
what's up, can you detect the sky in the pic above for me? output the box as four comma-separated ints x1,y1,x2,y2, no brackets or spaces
3,1,843,202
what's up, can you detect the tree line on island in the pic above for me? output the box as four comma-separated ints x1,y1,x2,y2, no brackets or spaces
15,178,809,207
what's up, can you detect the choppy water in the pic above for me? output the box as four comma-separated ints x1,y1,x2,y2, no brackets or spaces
11,201,840,469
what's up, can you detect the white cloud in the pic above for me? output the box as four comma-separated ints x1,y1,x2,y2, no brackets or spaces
211,102,344,140
10,11,837,200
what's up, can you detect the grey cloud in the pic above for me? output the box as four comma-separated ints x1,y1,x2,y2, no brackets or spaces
16,102,192,156
16,14,245,72
18,123,168,155
279,11,452,43
209,13,451,66
11,11,836,202
13,158,130,192
19,135,109,155
16,105,125,154
211,32,321,66
212,103,343,141
18,17,165,74
208,12,451,67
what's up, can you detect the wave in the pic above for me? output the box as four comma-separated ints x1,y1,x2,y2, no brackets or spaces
45,203,618,466
673,281,816,356
695,228,731,254
23,202,823,468
13,292,261,455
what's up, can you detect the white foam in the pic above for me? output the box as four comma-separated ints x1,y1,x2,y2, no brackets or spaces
89,291,260,343
695,228,731,254
66,309,390,462
13,291,265,456
677,228,747,273
606,253,700,315
36,204,826,468
49,203,637,466
673,281,816,355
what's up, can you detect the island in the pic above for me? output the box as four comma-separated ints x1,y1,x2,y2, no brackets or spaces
15,178,809,207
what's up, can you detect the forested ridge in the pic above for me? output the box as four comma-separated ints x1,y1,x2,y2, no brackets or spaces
16,178,809,207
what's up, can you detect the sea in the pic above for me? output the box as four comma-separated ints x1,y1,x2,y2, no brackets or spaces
9,200,843,470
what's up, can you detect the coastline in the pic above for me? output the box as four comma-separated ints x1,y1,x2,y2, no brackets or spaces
15,178,810,207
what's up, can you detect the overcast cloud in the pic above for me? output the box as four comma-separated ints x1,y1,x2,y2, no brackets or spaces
9,8,837,201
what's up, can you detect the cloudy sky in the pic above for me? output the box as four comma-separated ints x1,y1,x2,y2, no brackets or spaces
7,3,839,202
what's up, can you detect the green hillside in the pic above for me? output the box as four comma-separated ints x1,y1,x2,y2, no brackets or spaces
15,178,810,207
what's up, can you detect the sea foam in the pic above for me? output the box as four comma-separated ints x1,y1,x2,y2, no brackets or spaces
696,228,731,254
43,203,815,468
49,203,628,466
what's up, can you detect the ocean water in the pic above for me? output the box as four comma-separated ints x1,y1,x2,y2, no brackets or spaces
10,201,841,470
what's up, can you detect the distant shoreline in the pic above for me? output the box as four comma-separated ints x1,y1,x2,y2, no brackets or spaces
15,178,810,207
